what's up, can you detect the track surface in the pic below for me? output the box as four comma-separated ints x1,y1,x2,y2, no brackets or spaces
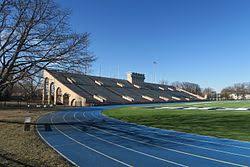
37,105,250,167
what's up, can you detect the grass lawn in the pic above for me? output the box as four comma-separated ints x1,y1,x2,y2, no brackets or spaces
159,100,250,108
104,104,250,142
0,107,72,167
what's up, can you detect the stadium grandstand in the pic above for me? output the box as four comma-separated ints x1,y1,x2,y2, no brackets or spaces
42,69,204,106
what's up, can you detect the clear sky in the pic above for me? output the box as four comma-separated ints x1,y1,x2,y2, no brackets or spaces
57,0,250,92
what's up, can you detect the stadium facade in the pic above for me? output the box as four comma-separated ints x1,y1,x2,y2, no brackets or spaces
42,69,204,106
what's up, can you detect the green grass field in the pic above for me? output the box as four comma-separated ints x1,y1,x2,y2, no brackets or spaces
157,100,250,108
104,101,250,142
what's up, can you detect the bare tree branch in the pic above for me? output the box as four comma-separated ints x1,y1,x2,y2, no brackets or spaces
0,0,96,96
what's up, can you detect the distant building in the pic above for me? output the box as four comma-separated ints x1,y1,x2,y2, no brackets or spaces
229,94,250,100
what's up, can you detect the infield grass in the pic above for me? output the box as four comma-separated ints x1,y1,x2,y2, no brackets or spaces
160,100,250,108
104,101,250,142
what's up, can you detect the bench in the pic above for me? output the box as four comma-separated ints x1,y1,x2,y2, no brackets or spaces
24,117,31,131
24,117,52,131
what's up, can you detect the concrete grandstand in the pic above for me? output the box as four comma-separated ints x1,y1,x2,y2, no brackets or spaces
42,69,204,106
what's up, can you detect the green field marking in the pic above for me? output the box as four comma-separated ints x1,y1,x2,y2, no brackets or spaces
104,102,250,142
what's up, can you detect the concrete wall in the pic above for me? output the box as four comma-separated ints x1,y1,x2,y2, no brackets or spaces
42,70,86,106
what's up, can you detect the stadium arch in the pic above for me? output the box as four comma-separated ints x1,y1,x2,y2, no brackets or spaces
42,70,85,106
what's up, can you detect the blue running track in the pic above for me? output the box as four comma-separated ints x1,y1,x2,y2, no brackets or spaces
37,105,250,167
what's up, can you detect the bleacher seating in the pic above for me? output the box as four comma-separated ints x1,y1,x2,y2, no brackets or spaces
47,70,202,105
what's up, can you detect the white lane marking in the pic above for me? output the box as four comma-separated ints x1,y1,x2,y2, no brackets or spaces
70,112,188,167
96,111,250,150
51,113,132,167
83,111,248,167
106,125,250,158
36,112,79,167
235,108,249,111
88,110,250,158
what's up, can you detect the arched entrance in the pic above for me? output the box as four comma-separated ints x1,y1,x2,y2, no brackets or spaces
56,87,62,105
63,93,70,106
71,99,76,106
49,82,55,104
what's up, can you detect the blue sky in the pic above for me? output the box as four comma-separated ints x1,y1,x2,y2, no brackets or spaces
57,0,250,91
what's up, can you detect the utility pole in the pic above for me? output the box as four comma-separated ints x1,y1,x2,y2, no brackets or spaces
99,64,101,76
117,65,120,79
153,61,157,83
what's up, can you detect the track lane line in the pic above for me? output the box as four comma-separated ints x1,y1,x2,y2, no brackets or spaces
68,112,189,167
82,111,248,167
51,112,133,167
36,112,80,167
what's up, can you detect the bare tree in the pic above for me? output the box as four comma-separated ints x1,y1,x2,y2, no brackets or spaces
17,73,43,101
172,81,202,95
233,83,248,99
220,83,249,100
0,0,96,97
220,86,234,100
202,87,214,99
159,80,168,85
171,81,182,88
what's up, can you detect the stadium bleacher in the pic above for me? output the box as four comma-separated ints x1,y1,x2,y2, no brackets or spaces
45,69,203,106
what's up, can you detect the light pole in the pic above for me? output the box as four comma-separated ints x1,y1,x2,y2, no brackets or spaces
117,64,120,79
153,61,157,83
99,64,102,76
